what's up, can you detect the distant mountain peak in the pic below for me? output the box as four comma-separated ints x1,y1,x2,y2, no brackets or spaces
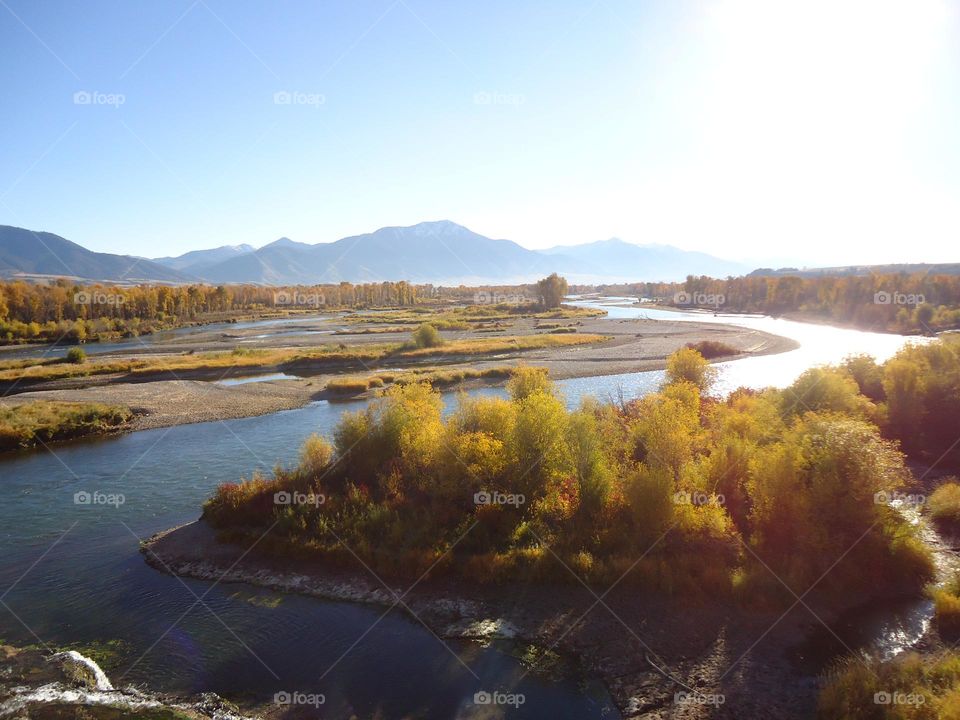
402,220,472,236
261,237,306,249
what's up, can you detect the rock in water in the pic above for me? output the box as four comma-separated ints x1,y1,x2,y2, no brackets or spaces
51,650,114,691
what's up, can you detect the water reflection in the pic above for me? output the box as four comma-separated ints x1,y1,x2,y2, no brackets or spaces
573,297,923,394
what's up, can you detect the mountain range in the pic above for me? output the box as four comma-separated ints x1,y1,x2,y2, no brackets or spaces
0,220,748,285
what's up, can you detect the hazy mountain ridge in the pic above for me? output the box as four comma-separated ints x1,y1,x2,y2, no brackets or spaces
0,225,192,283
154,244,255,272
1,221,745,285
542,238,749,280
183,221,745,284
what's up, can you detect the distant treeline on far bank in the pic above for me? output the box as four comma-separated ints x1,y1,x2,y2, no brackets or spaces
581,271,960,334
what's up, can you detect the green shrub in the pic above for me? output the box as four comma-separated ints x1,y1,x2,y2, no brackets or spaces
64,347,86,364
411,323,443,348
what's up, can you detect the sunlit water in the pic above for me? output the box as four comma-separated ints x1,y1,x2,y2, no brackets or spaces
571,297,924,395
0,299,932,716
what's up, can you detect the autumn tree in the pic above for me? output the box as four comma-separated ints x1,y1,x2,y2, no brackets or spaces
537,273,568,309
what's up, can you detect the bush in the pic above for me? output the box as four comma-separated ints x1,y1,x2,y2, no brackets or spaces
929,482,960,530
935,585,960,641
664,347,717,393
685,340,737,359
0,401,132,451
411,323,443,348
64,347,86,364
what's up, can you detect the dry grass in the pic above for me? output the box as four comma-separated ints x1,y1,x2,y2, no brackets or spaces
399,333,605,358
326,366,538,394
0,334,608,385
0,401,133,451
929,482,960,530
819,651,960,719
343,304,604,327
333,326,410,335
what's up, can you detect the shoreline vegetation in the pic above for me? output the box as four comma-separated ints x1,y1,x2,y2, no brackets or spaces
144,336,960,717
583,270,960,335
0,401,134,452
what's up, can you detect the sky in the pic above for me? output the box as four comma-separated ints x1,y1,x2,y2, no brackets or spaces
1,0,958,266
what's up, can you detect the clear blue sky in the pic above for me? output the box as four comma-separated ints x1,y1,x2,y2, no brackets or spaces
2,0,958,265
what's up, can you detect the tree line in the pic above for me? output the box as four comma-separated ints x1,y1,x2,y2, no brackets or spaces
0,279,430,343
580,272,960,333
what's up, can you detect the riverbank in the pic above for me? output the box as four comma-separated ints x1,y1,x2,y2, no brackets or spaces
0,315,796,433
142,516,929,720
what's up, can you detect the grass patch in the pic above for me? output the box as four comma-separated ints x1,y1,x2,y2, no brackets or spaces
325,376,380,394
934,573,960,641
343,303,604,327
0,401,133,451
333,326,410,335
819,651,960,719
929,481,960,531
325,366,532,395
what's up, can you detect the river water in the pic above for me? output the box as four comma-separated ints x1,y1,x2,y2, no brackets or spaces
0,299,927,718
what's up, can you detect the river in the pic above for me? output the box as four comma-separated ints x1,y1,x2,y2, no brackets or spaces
0,299,929,718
